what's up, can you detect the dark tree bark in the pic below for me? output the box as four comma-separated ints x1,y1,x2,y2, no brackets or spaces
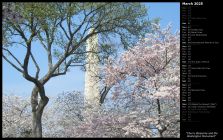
31,86,49,137
99,86,111,104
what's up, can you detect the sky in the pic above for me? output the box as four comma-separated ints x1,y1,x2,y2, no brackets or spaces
3,2,180,99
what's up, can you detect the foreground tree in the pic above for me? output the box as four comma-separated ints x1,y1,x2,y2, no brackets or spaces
2,2,150,137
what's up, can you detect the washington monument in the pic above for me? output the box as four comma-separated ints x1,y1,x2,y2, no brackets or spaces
84,28,100,106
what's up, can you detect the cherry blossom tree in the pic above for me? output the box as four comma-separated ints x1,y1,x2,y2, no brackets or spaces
102,23,180,137
3,95,32,137
41,91,159,137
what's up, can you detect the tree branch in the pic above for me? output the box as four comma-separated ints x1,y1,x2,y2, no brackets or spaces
145,60,157,73
100,86,112,104
30,52,40,79
37,32,48,51
3,48,23,68
51,59,73,77
59,22,70,40
3,54,23,73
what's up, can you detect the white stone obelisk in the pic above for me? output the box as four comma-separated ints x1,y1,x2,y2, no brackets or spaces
84,28,100,107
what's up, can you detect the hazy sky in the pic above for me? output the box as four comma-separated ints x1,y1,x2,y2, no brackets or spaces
3,2,180,99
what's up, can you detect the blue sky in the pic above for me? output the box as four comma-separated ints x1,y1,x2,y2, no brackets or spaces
3,2,180,99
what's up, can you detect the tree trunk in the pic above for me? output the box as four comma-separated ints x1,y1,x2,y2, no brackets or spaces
99,86,111,104
31,86,49,137
156,99,163,137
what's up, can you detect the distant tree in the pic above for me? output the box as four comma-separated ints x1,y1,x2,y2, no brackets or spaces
41,91,154,137
2,95,32,137
2,2,150,137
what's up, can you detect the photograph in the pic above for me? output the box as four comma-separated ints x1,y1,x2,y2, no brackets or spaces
2,1,221,139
